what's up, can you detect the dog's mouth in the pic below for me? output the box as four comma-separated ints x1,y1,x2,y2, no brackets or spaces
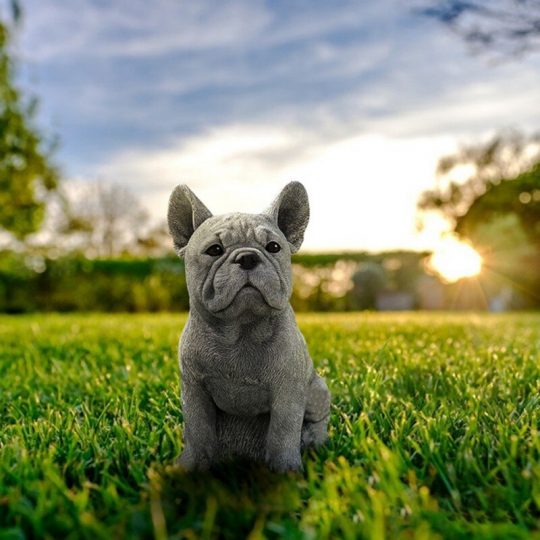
239,283,258,292
213,282,268,313
234,282,265,300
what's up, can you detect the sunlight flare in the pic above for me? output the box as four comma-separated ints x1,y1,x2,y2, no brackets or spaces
428,237,482,283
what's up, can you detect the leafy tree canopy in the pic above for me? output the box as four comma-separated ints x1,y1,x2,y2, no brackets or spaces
418,131,540,245
456,163,540,246
0,19,59,239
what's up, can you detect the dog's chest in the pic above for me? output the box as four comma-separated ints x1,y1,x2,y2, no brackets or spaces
204,374,270,417
195,334,279,417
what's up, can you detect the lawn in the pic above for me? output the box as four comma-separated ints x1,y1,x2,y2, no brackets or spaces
0,312,539,539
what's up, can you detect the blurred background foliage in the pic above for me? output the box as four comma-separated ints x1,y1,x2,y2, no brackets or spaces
0,9,59,241
0,248,537,313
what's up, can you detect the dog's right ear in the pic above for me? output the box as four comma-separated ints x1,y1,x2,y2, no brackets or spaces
168,185,213,257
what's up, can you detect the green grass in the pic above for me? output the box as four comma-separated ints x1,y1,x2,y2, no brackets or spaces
0,313,539,539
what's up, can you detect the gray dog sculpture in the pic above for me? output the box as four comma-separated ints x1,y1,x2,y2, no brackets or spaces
168,182,331,472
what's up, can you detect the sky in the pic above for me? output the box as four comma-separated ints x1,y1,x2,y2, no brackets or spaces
7,0,540,251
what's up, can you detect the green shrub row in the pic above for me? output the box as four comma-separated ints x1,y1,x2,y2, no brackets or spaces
0,255,189,313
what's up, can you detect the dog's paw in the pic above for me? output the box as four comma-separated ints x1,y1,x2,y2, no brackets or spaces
266,448,303,473
301,417,330,449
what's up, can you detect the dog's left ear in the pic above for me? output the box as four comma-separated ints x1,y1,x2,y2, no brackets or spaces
168,184,213,256
266,181,309,253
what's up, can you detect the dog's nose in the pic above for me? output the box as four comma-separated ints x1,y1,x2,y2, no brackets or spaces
235,252,261,270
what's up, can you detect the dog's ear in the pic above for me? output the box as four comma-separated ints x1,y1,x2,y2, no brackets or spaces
266,181,309,253
168,185,213,256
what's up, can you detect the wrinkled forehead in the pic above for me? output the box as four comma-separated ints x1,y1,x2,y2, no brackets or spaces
198,213,280,246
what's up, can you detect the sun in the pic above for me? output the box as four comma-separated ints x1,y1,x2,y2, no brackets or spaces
428,237,482,283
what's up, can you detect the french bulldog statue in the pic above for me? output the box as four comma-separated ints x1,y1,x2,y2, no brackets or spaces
168,182,331,472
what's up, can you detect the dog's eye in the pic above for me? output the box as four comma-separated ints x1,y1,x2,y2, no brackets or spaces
205,244,224,256
265,241,281,253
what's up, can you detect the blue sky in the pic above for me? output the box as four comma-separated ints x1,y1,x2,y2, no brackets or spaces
9,0,540,250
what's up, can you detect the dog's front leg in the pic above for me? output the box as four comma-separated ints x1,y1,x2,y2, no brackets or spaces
265,386,306,473
177,376,218,471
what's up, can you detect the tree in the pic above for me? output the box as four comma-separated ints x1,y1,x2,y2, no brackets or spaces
420,0,540,56
0,16,59,240
418,131,540,234
58,182,150,257
134,221,173,256
418,131,540,306
455,163,540,246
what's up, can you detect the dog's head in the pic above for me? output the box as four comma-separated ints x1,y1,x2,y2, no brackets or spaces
168,182,309,319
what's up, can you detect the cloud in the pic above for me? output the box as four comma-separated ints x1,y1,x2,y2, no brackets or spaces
18,1,540,161
14,0,397,171
17,0,383,61
18,1,270,60
86,122,457,251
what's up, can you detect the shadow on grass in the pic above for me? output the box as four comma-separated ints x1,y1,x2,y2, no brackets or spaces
146,459,306,539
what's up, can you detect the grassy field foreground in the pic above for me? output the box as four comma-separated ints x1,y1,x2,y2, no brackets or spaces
0,313,539,539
